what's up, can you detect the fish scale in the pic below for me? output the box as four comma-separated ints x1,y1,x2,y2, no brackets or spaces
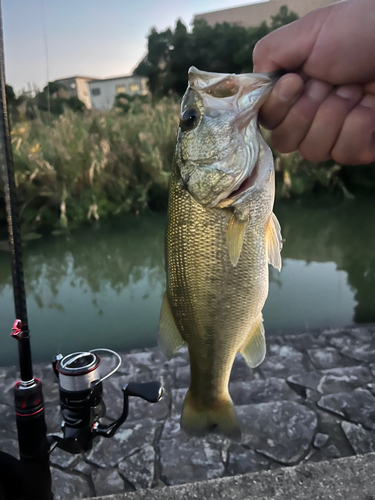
167,167,270,396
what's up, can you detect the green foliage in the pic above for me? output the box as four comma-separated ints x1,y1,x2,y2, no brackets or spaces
8,99,179,231
270,5,299,29
6,84,16,104
6,98,370,235
113,93,149,113
6,84,24,122
134,6,298,96
268,132,356,200
36,83,86,115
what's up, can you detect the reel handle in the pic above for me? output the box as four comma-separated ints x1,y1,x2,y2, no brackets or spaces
92,381,163,439
125,381,163,403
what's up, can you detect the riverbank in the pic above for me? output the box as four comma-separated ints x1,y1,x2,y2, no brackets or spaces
1,324,375,499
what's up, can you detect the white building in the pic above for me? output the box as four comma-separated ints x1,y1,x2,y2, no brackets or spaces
53,76,95,109
88,75,148,111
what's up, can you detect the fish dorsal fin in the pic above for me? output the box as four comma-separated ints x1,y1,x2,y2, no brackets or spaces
266,212,283,272
226,213,248,267
158,292,185,360
240,314,266,368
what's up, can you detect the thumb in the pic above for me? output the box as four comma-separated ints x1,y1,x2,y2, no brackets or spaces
253,6,334,73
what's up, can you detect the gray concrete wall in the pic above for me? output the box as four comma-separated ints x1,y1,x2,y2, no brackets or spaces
195,0,340,27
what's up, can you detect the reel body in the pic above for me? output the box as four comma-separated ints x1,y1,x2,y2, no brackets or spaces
50,349,163,454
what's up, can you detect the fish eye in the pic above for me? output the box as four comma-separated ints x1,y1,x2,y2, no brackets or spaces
180,108,200,132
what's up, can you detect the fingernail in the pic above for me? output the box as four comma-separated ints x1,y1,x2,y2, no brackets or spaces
360,94,375,108
336,85,360,99
305,80,331,102
276,76,303,102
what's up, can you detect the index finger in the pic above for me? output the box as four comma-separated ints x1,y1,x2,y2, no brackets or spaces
253,7,333,74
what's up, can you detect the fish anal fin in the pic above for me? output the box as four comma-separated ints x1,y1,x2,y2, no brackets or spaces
240,314,266,368
158,293,185,360
226,213,248,267
266,212,283,271
181,389,241,440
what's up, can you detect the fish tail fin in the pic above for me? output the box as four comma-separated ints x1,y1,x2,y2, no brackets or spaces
181,389,241,440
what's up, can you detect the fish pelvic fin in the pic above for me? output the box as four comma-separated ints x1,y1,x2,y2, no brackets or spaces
266,212,283,271
181,390,241,440
226,213,248,267
158,292,185,360
240,314,266,368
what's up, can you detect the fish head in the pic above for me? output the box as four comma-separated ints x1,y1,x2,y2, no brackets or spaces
175,66,275,208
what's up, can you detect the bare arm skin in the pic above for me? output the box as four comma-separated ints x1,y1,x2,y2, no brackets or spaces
253,0,375,165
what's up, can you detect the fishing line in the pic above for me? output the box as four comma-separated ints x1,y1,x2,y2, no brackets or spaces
40,0,51,123
39,0,64,354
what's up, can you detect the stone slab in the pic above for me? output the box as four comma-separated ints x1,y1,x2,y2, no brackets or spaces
306,348,342,370
237,401,317,464
158,417,224,486
341,421,375,454
91,468,129,497
258,345,307,378
318,388,375,430
51,467,91,500
118,445,155,490
288,366,371,394
86,418,159,468
229,377,298,405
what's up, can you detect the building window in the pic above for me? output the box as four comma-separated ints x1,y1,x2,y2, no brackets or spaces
91,88,101,96
116,85,126,94
129,84,140,92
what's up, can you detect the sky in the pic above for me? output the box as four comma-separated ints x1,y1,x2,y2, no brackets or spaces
2,0,266,93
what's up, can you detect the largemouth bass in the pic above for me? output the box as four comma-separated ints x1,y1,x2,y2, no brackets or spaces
158,67,282,438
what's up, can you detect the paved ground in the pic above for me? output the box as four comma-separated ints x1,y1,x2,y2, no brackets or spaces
86,452,375,500
1,324,375,499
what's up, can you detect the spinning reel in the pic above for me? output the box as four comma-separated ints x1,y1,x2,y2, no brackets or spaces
50,348,163,454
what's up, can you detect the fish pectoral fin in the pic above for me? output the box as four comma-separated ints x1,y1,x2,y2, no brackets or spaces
240,315,266,368
158,292,185,360
266,212,283,272
226,213,248,267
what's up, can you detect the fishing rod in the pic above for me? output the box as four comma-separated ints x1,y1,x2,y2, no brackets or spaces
0,0,52,497
0,2,163,499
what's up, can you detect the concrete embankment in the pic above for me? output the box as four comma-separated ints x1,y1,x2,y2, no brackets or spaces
1,324,375,499
87,452,375,500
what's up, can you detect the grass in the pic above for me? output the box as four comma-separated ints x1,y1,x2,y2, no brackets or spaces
8,98,179,232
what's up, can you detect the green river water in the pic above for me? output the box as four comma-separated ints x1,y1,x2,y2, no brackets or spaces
0,196,374,367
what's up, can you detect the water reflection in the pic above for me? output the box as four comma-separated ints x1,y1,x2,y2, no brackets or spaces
0,214,167,365
275,196,375,324
0,196,374,366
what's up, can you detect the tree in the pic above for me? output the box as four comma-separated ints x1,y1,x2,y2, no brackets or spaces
134,6,299,97
5,84,24,122
270,5,299,30
36,82,86,115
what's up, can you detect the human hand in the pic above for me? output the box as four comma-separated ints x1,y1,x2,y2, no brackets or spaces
253,0,375,165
